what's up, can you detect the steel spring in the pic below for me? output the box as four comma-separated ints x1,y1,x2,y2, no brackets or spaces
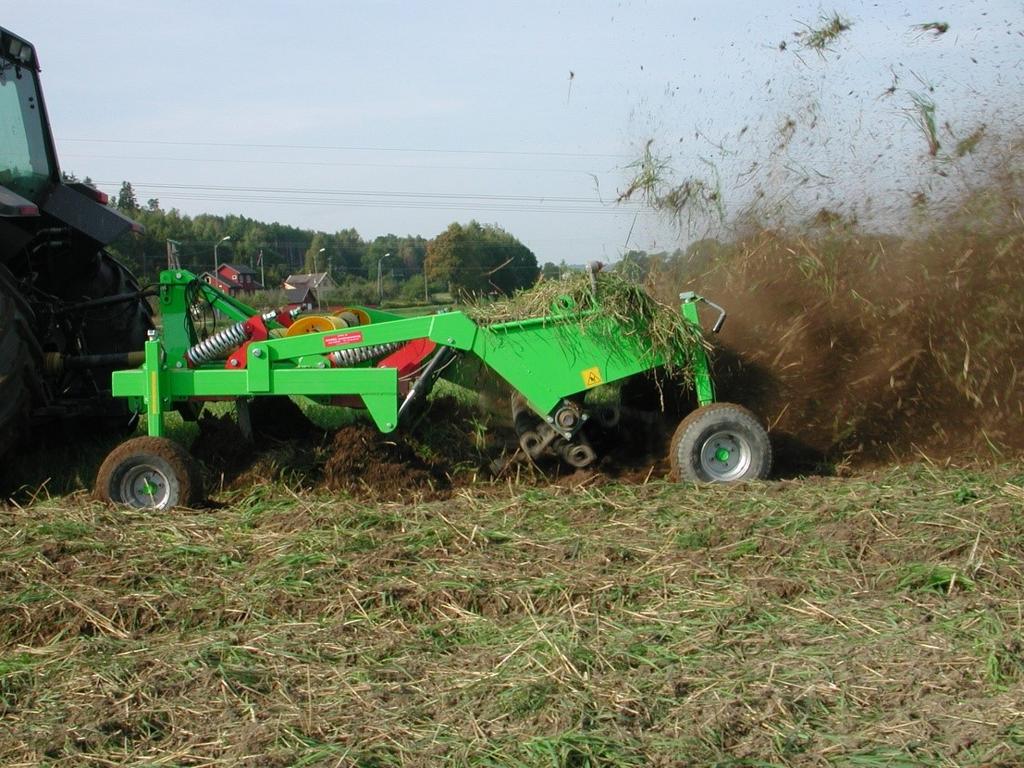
186,321,250,365
329,341,403,368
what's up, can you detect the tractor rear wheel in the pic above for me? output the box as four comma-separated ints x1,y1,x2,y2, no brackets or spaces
0,265,42,459
79,253,153,429
95,436,203,509
670,403,772,482
78,251,153,362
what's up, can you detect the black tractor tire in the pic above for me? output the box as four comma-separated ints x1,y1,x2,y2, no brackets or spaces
82,252,153,352
71,252,154,433
0,265,42,459
670,402,772,483
79,252,153,381
95,436,203,510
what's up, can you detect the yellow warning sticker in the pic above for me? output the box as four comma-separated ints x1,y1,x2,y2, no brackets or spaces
581,366,603,388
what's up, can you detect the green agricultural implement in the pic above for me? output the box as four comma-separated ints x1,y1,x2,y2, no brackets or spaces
95,268,772,508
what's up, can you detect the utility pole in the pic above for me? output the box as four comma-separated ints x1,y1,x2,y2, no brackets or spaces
166,239,181,270
377,252,390,306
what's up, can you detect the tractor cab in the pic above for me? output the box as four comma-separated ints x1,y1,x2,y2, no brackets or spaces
0,27,54,216
0,26,141,265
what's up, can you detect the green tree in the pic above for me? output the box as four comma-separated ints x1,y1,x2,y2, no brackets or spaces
478,223,539,293
425,221,537,295
540,261,561,280
303,233,328,274
116,181,139,212
364,234,401,280
425,222,469,294
331,227,366,280
397,236,428,276
616,249,651,280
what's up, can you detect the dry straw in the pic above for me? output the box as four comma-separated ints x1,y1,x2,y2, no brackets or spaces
466,269,708,382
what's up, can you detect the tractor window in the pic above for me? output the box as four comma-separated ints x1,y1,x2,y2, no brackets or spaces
0,61,53,202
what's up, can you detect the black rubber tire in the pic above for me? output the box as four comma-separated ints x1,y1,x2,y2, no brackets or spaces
75,252,154,433
670,402,772,482
95,436,203,509
0,265,42,459
79,251,154,360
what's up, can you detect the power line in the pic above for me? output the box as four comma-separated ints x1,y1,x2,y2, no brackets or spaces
64,151,615,176
64,137,631,161
96,181,645,216
144,192,641,216
111,181,631,205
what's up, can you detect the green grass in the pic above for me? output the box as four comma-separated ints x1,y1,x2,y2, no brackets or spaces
798,12,853,52
1,463,1023,765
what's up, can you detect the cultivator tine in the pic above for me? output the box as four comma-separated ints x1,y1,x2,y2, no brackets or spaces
511,392,598,469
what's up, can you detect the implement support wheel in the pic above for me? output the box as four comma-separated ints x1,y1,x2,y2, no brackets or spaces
670,403,772,482
95,436,202,509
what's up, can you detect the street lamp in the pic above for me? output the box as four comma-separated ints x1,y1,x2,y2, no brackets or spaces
377,252,391,306
213,235,230,278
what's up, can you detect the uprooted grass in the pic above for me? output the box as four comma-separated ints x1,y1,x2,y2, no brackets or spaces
1,462,1023,766
648,177,1024,470
796,12,854,53
467,269,707,383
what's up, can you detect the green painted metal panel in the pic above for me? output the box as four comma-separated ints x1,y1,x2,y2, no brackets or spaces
467,313,666,414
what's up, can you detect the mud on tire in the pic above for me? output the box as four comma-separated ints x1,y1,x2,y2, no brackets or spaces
95,436,203,509
670,402,772,482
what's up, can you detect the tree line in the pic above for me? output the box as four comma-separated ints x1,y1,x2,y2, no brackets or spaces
103,181,543,302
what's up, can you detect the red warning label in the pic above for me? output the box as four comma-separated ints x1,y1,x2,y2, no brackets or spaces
323,331,364,347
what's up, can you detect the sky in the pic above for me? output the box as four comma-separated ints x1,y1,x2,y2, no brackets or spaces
6,1,1023,264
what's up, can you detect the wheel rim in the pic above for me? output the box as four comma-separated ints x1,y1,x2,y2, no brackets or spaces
699,430,752,481
119,464,172,509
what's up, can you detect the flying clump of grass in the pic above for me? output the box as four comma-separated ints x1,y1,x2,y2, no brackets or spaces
617,139,671,206
955,124,986,157
617,140,724,230
910,91,941,156
797,12,853,52
915,21,950,37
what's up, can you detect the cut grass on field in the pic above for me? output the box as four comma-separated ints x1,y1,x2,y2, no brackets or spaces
1,462,1023,766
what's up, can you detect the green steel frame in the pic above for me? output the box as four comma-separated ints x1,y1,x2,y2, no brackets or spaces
114,270,716,437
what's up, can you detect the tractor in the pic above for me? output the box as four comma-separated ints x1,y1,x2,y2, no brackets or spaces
0,26,152,468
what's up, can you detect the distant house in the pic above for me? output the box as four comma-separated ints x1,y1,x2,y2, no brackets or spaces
204,263,263,295
283,272,336,291
221,263,262,293
284,286,316,312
